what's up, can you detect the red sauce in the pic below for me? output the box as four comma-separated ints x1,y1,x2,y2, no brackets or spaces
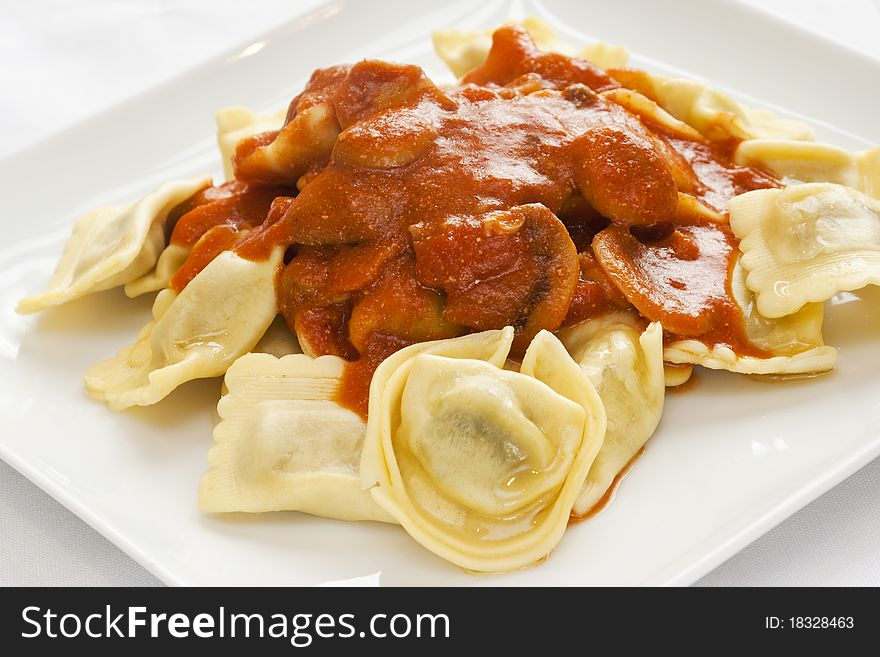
664,137,779,212
563,279,618,326
463,24,619,92
336,333,413,420
170,180,292,248
169,225,239,292
167,25,781,415
562,251,629,326
233,130,279,168
290,302,357,359
234,195,295,261
167,186,295,293
266,68,684,369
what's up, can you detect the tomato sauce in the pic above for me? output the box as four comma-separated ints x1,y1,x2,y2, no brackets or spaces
169,224,239,292
167,186,295,293
169,180,290,248
165,25,780,415
336,333,414,419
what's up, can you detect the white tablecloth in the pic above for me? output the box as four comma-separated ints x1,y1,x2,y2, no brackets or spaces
2,0,879,586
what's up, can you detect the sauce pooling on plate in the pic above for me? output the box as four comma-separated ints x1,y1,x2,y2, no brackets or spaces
168,25,779,417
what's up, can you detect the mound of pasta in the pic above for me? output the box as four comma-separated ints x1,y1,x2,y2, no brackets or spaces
18,18,880,573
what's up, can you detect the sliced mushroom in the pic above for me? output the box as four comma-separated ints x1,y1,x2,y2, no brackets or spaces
411,203,579,351
592,222,735,336
573,125,678,225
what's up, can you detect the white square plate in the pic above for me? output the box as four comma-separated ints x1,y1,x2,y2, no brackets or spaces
2,0,879,586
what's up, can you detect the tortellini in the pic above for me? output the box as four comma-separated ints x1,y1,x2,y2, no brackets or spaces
558,313,664,517
663,258,838,375
216,107,286,181
730,183,880,319
432,17,628,79
199,352,392,522
17,176,210,313
609,70,813,142
735,140,880,197
85,248,282,410
361,328,607,573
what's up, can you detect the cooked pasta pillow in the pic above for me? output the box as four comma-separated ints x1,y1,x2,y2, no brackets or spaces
735,140,880,197
663,258,837,374
730,182,880,319
663,364,693,387
608,69,813,142
123,243,191,298
599,88,704,141
432,16,628,79
361,328,606,573
434,18,809,143
231,103,339,185
559,312,664,516
199,352,392,522
17,176,210,313
216,107,287,181
85,248,282,410
252,316,303,358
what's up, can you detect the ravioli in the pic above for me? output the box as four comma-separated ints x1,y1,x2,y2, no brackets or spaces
231,100,340,186
432,16,628,79
735,140,880,197
663,364,693,387
85,248,282,410
435,20,812,142
252,316,303,358
199,352,392,522
608,69,813,142
559,312,664,516
730,183,880,319
663,259,837,374
216,107,287,181
599,87,704,142
17,176,210,313
123,243,191,297
361,328,606,573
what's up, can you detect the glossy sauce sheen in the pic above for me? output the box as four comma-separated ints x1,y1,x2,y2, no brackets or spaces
169,183,294,292
167,26,779,416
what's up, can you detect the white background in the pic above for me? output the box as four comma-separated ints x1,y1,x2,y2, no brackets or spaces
1,0,879,586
